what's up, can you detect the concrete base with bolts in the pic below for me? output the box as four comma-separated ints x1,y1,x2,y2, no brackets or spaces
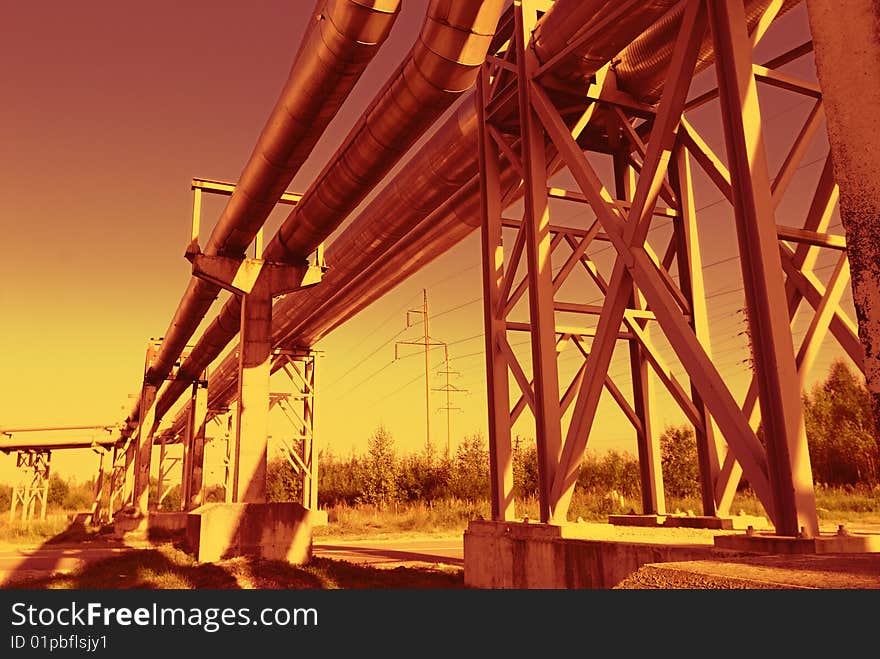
185,502,317,564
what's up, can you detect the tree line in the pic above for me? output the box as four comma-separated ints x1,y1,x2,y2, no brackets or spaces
266,359,879,506
2,360,875,514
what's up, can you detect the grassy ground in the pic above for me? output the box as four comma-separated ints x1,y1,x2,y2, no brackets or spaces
1,487,877,590
315,488,880,539
0,514,85,546
5,487,879,545
1,543,463,590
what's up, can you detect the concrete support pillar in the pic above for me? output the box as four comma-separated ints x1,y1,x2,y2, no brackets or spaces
234,282,272,503
90,450,106,523
122,440,136,508
806,0,880,443
154,435,167,512
183,379,208,510
108,445,122,518
133,384,158,514
224,406,238,504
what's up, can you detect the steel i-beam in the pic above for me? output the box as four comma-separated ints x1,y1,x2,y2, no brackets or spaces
709,0,818,536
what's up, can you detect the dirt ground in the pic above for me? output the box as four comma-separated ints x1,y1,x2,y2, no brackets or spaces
617,554,880,589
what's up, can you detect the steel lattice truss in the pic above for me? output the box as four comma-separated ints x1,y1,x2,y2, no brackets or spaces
477,0,859,536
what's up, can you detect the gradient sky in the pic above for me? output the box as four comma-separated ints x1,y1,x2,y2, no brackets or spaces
0,1,855,486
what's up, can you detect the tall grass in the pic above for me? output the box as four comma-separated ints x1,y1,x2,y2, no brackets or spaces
0,514,79,544
315,487,880,538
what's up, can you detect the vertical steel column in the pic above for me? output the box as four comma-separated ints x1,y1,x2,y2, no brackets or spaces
224,405,239,503
20,461,32,522
154,432,167,512
122,440,136,508
302,356,318,510
515,1,563,523
614,153,666,516
544,0,711,519
709,0,818,536
477,62,516,522
183,378,208,510
234,281,272,503
9,453,24,522
180,426,191,508
98,447,113,523
133,384,157,514
109,446,123,518
90,450,106,523
422,290,432,451
37,452,50,521
670,145,720,516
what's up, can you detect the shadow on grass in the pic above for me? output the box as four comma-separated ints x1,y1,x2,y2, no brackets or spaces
4,550,463,590
1,517,463,589
5,548,240,589
303,557,464,589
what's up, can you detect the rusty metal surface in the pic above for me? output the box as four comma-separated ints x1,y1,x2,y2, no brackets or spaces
152,0,507,426
125,0,402,431
156,0,807,436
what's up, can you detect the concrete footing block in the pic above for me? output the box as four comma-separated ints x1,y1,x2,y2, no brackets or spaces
463,520,723,589
608,514,770,530
185,502,316,564
714,531,880,554
113,511,189,541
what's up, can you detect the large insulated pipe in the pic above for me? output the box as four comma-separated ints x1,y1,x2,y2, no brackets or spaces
271,0,680,346
160,0,682,428
530,0,678,85
123,0,401,432
152,0,508,424
285,0,803,345
615,0,801,103
162,0,801,429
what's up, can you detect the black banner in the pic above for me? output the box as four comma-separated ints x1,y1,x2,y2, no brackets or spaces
0,588,869,654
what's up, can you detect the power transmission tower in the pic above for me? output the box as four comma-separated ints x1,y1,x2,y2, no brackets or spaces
433,346,468,458
395,289,445,451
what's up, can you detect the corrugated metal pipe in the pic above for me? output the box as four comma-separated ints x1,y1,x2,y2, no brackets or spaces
122,0,401,435
159,0,803,434
151,0,508,425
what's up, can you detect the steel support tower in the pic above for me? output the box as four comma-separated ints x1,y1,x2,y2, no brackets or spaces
477,0,863,536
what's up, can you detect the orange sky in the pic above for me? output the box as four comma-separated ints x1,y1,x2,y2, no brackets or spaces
0,2,855,485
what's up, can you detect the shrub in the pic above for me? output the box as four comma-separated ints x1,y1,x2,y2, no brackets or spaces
804,359,879,486
659,425,701,498
450,433,489,502
266,456,302,503
359,425,398,506
577,450,640,498
47,474,69,507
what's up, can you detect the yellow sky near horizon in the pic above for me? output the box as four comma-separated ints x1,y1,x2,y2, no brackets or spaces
0,2,860,489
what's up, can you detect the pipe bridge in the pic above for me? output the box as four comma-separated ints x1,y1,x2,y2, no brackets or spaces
97,0,879,560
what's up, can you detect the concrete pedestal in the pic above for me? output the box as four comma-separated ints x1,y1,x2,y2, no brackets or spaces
186,502,316,564
464,519,732,589
113,510,189,541
714,530,880,554
608,513,770,530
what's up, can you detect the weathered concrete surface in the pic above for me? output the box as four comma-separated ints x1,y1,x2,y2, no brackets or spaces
463,520,749,589
608,513,770,530
714,530,880,554
807,0,880,440
618,554,880,589
186,502,316,564
113,511,188,540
